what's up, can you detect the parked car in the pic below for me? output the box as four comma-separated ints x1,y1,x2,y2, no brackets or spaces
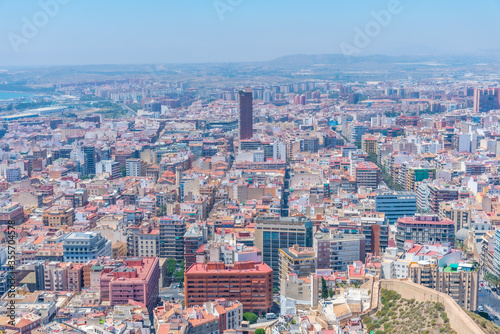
478,306,484,312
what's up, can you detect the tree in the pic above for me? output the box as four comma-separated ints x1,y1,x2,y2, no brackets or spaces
368,153,378,164
255,329,265,334
243,312,258,324
328,289,334,298
384,110,399,118
120,166,126,177
166,259,177,276
321,277,328,299
170,260,185,283
158,204,167,216
173,269,184,283
484,272,500,287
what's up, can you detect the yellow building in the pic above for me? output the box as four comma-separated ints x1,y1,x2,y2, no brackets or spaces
42,206,75,230
112,241,127,258
362,136,378,155
279,244,316,284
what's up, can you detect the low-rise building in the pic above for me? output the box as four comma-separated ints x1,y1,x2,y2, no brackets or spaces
0,202,24,225
42,206,75,230
154,299,243,334
63,232,112,263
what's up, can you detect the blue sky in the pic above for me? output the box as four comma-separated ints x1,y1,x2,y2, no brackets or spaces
0,0,499,66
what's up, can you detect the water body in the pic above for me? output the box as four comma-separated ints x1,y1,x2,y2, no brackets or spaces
0,91,34,100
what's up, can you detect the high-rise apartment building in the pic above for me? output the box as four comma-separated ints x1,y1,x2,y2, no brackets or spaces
184,224,205,270
44,261,69,292
362,136,378,154
408,261,478,311
494,230,500,277
96,160,121,179
159,215,186,261
279,245,316,280
428,184,459,213
279,244,316,283
100,257,160,314
473,87,500,113
83,145,96,176
396,214,455,250
239,89,253,140
273,140,287,161
355,161,381,189
126,158,145,177
43,206,75,230
184,261,272,313
5,166,21,182
313,231,366,271
255,216,313,286
439,201,471,233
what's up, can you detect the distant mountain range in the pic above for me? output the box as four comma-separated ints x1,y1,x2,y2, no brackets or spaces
3,53,500,86
265,53,500,67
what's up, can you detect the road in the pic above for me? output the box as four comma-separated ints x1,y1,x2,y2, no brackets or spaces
477,284,500,326
119,103,137,117
159,286,184,302
251,319,278,328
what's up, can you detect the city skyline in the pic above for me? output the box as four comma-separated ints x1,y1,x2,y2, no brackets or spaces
0,1,500,333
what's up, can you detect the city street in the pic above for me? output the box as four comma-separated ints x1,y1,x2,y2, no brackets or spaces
159,286,184,302
477,284,500,326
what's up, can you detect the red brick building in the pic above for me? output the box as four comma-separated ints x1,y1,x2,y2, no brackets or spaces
184,261,272,314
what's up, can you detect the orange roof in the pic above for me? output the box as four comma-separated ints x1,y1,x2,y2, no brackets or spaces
33,236,46,245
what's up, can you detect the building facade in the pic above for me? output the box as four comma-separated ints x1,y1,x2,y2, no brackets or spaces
184,261,272,314
0,202,24,225
409,261,478,311
159,215,186,261
396,214,455,250
279,244,316,283
255,216,313,286
355,162,381,189
239,89,253,140
42,206,75,230
101,257,160,314
63,232,112,262
375,191,417,225
313,231,366,271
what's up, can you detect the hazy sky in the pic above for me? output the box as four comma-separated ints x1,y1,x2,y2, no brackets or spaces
1,0,499,66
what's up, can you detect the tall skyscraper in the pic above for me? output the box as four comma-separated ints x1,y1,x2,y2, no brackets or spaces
239,88,253,140
83,146,96,176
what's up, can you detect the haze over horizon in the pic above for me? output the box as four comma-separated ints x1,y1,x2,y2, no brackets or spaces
1,0,500,67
